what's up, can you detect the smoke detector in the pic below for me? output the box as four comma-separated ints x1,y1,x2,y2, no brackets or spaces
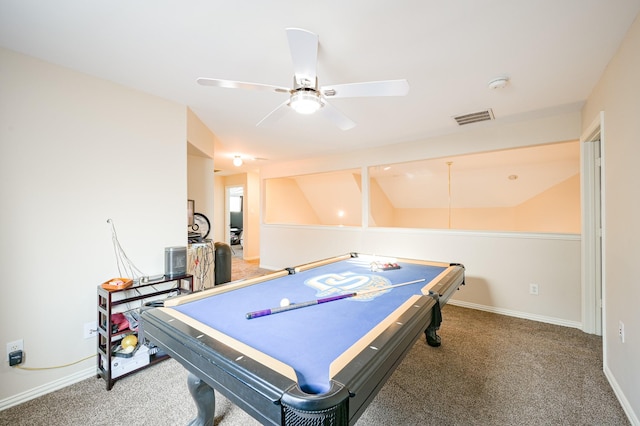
488,76,509,89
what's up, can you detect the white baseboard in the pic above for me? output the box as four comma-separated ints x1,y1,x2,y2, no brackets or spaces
0,366,96,411
604,364,639,425
447,299,583,329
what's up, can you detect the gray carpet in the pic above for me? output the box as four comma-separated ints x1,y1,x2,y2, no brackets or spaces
0,305,628,426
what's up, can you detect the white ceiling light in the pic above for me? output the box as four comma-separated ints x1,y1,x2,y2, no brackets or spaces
488,76,510,89
233,155,243,167
289,90,323,114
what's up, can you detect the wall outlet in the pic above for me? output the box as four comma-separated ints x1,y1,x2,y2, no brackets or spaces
7,339,24,362
619,321,625,343
529,283,539,295
84,321,98,339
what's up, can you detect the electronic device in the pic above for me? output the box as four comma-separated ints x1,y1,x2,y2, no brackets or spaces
9,350,23,366
165,246,187,278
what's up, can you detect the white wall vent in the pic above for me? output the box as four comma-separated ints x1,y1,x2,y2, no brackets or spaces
453,109,495,125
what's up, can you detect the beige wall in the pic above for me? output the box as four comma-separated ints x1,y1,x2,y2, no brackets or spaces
187,108,216,159
245,171,260,261
582,13,640,423
187,154,214,230
393,207,517,230
0,48,188,406
213,174,226,242
186,110,216,229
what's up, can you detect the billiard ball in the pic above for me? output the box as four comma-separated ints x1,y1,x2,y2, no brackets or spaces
120,334,138,353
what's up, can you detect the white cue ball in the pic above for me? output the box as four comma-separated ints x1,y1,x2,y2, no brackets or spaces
280,298,290,307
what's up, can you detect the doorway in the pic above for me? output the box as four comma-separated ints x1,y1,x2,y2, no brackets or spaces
581,112,604,335
226,185,244,258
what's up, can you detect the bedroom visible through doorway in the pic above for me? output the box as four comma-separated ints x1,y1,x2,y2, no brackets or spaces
227,185,244,257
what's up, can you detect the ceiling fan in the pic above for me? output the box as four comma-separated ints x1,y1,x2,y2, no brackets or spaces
197,28,409,130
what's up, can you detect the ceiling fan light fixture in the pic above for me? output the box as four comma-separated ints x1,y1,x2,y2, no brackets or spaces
233,155,243,167
289,90,323,115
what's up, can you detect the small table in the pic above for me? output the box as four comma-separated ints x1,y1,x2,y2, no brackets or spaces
141,253,465,425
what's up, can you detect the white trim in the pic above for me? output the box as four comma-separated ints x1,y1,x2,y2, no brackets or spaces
580,111,604,335
262,222,580,241
604,365,640,426
448,299,583,330
0,366,96,411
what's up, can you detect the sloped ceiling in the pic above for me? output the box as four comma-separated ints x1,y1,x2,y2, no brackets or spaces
371,141,580,208
294,171,362,225
282,140,579,212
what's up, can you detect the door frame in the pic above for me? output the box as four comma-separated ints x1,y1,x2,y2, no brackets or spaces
225,184,245,247
580,111,605,335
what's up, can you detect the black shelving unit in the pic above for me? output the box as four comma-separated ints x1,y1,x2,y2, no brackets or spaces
96,275,193,390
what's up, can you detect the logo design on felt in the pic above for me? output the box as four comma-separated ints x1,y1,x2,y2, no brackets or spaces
305,272,391,301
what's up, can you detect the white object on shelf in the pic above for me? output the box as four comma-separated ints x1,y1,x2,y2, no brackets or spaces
107,344,150,378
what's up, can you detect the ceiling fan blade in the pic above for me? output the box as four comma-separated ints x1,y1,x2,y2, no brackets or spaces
286,28,318,83
322,79,409,98
197,77,289,94
256,100,291,127
318,101,356,130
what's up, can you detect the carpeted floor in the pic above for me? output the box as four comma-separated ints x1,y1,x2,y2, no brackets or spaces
0,257,629,425
231,255,270,281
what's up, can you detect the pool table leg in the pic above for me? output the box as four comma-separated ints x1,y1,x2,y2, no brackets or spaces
425,325,441,347
187,372,215,426
425,295,443,347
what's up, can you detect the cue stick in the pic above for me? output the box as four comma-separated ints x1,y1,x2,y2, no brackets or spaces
245,278,426,319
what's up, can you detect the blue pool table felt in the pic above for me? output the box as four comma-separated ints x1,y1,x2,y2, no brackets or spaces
172,257,446,394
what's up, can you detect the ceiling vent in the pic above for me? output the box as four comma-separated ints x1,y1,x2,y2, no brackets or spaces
453,109,494,126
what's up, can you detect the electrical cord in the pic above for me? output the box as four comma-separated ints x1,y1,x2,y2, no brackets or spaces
15,354,96,371
107,218,146,280
190,240,214,291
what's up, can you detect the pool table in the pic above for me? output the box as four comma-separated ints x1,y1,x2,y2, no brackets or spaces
141,253,465,425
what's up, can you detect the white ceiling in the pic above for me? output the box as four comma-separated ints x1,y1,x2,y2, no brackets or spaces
1,1,639,174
